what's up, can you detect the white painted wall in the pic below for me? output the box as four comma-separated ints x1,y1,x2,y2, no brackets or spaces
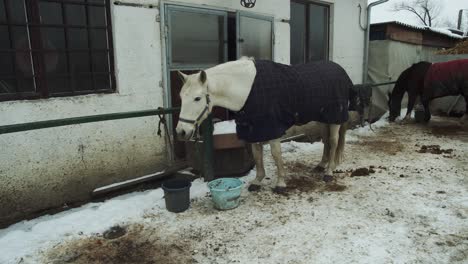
0,4,167,225
327,0,368,83
0,0,367,225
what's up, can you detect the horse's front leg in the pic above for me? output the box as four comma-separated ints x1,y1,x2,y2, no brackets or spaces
422,100,431,122
314,123,329,172
324,124,341,182
404,93,417,121
461,95,468,125
248,143,265,192
269,139,287,194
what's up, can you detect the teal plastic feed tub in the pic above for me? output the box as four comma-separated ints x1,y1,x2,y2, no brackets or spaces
208,178,243,210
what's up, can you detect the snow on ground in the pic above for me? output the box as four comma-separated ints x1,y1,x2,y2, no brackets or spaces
214,120,236,135
1,115,467,264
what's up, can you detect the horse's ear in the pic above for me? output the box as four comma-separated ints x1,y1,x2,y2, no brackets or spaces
177,71,188,83
199,70,207,84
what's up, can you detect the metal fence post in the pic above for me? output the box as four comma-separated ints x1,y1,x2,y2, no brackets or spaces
201,114,214,182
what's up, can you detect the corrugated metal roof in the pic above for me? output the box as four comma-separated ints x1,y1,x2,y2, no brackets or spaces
372,21,466,39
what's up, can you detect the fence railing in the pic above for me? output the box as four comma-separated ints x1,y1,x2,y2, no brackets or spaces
0,81,397,182
0,107,215,182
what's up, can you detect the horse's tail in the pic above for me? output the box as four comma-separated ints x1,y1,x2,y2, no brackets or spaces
335,122,347,165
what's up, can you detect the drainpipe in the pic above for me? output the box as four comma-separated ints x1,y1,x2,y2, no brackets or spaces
363,0,389,84
458,10,464,30
458,9,468,35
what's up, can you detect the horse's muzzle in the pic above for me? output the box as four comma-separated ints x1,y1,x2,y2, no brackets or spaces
175,126,195,141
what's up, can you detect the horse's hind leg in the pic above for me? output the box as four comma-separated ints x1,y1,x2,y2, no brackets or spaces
269,139,287,194
248,143,265,192
461,95,468,125
314,123,329,172
423,100,431,122
404,92,417,121
324,124,341,182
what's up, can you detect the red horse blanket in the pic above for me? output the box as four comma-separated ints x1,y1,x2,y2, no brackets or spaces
423,59,468,100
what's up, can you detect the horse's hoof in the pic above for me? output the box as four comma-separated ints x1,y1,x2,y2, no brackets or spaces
248,184,261,192
273,186,287,194
323,175,334,183
313,166,325,173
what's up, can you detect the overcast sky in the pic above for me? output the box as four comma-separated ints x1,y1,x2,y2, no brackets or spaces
370,0,468,28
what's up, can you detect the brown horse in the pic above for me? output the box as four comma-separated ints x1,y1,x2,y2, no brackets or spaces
388,62,431,122
388,59,468,123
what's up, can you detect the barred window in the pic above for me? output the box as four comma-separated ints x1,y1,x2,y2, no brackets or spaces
0,0,115,101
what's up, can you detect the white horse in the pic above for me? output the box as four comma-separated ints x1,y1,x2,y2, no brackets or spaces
176,58,352,193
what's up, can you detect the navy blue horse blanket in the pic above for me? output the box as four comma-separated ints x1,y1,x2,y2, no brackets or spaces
235,60,354,143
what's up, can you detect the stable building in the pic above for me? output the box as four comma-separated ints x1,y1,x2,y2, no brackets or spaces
0,0,369,226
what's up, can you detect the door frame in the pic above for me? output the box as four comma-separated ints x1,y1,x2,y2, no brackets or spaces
159,2,276,161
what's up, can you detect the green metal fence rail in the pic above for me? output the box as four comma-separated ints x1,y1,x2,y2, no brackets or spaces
0,81,397,180
354,81,397,89
0,108,179,135
0,107,215,181
367,81,397,87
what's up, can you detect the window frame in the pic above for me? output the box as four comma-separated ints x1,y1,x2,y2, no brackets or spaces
0,0,116,102
236,11,274,60
290,0,330,64
166,5,228,70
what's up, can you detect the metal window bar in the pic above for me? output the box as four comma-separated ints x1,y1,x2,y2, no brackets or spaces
84,0,95,91
0,23,109,29
1,71,112,79
38,0,106,7
105,0,115,90
61,1,72,93
0,48,110,52
2,0,19,93
0,0,115,101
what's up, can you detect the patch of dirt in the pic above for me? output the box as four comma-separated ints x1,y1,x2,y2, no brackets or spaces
285,161,314,174
284,177,347,194
103,225,127,240
431,125,466,136
286,177,318,193
418,145,454,155
324,183,347,192
355,139,404,155
44,224,194,264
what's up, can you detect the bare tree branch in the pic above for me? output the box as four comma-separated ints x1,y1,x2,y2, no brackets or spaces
392,0,442,27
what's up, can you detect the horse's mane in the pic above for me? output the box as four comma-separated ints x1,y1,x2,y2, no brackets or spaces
239,56,255,61
392,61,431,96
205,57,255,76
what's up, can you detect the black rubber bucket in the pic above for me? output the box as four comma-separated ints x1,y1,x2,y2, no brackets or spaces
162,179,191,213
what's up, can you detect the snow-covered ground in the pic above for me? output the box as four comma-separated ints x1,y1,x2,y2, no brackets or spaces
214,120,236,135
1,115,467,264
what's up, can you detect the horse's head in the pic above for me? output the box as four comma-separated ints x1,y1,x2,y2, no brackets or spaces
176,70,212,140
